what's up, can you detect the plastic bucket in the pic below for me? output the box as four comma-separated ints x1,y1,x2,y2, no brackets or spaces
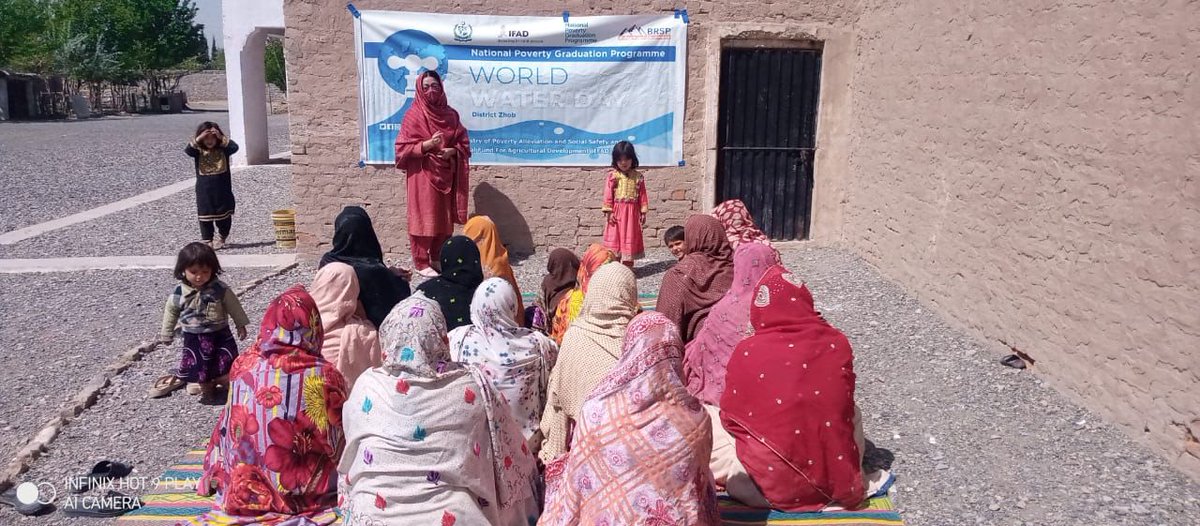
270,209,297,249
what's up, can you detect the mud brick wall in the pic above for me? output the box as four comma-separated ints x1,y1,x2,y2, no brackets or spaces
283,0,1199,479
282,0,857,257
846,1,1200,476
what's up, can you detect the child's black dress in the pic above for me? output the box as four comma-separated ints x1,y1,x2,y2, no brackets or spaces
185,138,240,237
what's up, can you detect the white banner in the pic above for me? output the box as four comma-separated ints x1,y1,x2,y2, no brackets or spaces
353,10,688,166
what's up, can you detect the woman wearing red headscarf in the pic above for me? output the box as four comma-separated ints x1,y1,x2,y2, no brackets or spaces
720,265,871,512
395,71,471,277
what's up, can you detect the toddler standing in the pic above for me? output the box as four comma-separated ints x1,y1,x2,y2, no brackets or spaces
601,141,649,267
185,122,240,249
157,242,249,404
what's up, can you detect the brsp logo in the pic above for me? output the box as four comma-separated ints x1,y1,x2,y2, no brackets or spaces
453,22,473,42
618,24,671,40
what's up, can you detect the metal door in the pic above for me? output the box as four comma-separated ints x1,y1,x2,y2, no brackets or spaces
716,47,821,240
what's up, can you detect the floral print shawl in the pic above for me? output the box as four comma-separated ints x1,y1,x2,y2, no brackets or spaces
196,285,347,526
339,295,538,526
540,312,720,526
449,278,558,442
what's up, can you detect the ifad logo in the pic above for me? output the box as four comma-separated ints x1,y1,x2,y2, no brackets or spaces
454,22,473,42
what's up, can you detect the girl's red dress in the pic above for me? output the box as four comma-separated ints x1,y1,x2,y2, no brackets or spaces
601,169,648,260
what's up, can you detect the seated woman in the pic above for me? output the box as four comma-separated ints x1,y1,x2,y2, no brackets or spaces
339,296,538,526
684,242,780,406
537,248,580,333
656,214,734,343
538,263,638,463
712,199,775,251
449,277,558,452
319,206,411,329
548,243,616,346
311,262,383,389
720,266,871,511
540,313,719,525
684,244,780,500
415,235,485,330
193,285,346,526
463,215,524,325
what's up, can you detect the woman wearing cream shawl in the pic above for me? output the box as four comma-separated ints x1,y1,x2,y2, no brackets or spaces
538,263,638,463
310,262,383,389
548,244,616,345
339,295,538,526
450,278,558,449
540,312,720,525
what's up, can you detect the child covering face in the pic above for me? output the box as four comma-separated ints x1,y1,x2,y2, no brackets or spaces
184,122,240,249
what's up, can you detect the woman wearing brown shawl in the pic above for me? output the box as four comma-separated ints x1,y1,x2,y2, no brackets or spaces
540,248,580,330
655,215,735,342
394,71,470,277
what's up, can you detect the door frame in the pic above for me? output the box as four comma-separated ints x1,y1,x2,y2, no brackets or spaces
701,24,855,243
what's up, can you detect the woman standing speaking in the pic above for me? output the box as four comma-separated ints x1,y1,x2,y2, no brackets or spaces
394,71,471,277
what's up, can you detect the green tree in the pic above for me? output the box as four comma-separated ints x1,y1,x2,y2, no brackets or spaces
211,46,224,70
0,0,51,70
45,0,206,84
264,36,286,93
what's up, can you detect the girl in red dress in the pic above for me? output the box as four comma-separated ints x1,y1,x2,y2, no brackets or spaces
601,141,649,267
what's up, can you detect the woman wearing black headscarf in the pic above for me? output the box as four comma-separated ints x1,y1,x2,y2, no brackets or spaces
319,206,411,328
415,235,484,330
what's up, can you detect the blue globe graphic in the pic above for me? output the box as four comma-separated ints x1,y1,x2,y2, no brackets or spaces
372,30,448,94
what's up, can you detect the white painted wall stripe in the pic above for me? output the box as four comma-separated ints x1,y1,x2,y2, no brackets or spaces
0,179,196,245
0,254,296,273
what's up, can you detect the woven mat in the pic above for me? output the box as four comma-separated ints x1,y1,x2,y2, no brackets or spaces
718,494,904,525
115,448,212,525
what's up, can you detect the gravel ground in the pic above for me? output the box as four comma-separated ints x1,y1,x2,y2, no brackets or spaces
0,267,277,465
780,245,1200,525
0,265,309,526
0,113,289,233
3,241,1198,525
0,164,294,259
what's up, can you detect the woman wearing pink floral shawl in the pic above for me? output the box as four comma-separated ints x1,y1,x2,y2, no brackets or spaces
683,242,780,406
540,312,720,526
193,285,347,525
